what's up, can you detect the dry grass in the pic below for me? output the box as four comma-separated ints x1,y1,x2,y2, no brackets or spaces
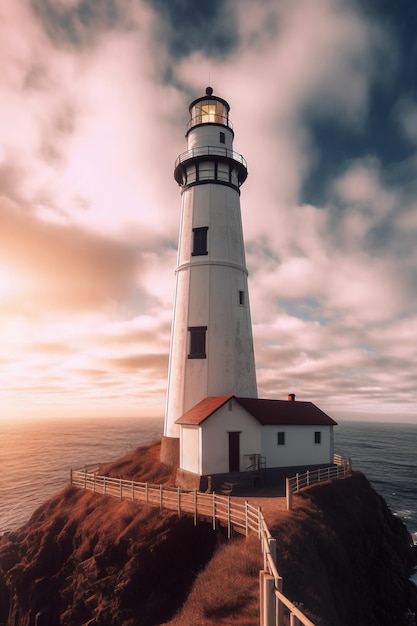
163,534,262,626
0,440,263,626
99,439,178,486
1,445,415,626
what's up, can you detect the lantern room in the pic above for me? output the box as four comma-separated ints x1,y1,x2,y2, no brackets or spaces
187,87,232,133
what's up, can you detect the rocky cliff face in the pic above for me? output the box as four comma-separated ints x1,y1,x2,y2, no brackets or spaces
0,443,416,626
270,471,417,626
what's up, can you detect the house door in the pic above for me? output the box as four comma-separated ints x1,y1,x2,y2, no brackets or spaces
228,432,240,472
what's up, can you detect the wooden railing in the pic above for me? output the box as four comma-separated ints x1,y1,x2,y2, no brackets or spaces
70,466,261,538
70,457,351,626
285,456,352,510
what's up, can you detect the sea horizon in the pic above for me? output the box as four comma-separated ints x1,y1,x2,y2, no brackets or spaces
1,417,416,548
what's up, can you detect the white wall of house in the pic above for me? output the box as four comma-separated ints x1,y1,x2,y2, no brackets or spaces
261,424,334,467
179,425,200,473
201,401,261,474
179,399,261,475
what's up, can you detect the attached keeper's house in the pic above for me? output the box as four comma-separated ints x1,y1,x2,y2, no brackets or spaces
175,394,337,487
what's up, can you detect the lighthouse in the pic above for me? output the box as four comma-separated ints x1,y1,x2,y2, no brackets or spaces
163,87,258,443
160,88,337,484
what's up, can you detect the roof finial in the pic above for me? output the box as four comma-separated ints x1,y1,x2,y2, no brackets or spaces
206,86,213,96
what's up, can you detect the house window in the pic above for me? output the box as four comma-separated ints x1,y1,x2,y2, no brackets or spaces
192,227,208,256
238,290,245,306
220,131,225,144
188,326,207,359
277,431,286,446
314,431,321,444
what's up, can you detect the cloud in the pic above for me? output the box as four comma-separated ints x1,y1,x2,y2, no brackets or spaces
396,97,417,145
104,353,169,372
0,198,142,316
1,0,416,420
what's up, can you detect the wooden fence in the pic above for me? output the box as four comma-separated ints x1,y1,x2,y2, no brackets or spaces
70,465,261,538
285,456,352,511
70,457,350,626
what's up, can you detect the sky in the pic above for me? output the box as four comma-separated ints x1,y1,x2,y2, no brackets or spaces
1,0,417,423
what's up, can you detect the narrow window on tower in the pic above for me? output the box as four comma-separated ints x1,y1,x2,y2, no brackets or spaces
277,432,286,446
238,290,245,306
188,326,207,359
220,131,225,144
192,227,208,256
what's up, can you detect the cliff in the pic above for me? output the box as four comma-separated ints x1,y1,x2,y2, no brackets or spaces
0,441,416,626
270,471,417,625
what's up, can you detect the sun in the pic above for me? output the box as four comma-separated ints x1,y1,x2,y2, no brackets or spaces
0,266,27,298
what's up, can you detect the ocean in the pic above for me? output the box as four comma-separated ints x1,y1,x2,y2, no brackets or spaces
0,416,164,534
0,417,416,548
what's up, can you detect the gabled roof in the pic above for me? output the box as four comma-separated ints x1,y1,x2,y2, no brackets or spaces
175,395,233,425
175,396,337,426
235,397,337,426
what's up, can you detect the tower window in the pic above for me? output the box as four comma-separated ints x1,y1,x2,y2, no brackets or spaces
238,290,245,305
220,131,225,144
314,431,321,444
188,326,207,359
192,227,208,256
277,432,286,446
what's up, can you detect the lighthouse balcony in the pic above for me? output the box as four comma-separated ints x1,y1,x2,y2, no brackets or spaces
174,146,248,187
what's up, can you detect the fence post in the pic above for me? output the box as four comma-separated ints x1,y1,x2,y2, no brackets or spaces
245,500,249,536
276,576,284,626
290,615,301,626
296,473,299,492
261,571,275,626
177,486,181,517
212,494,216,531
269,537,277,568
306,470,310,487
145,482,148,503
93,473,96,493
227,497,231,539
259,571,265,626
194,490,197,525
103,475,106,494
286,478,292,511
70,468,73,485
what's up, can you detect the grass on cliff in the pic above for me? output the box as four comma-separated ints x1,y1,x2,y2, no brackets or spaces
0,439,263,626
99,440,263,625
163,534,262,626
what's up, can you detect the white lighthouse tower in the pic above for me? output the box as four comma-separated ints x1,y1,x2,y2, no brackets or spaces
163,87,258,445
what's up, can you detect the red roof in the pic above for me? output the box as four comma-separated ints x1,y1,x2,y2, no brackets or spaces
175,395,233,425
175,396,337,426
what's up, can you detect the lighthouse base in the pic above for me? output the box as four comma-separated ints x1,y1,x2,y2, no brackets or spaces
160,436,180,466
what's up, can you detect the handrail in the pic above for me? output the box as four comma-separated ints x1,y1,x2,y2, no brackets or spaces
175,146,247,170
70,466,318,625
285,455,352,512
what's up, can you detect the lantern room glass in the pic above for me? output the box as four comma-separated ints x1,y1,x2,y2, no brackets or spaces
189,99,229,127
